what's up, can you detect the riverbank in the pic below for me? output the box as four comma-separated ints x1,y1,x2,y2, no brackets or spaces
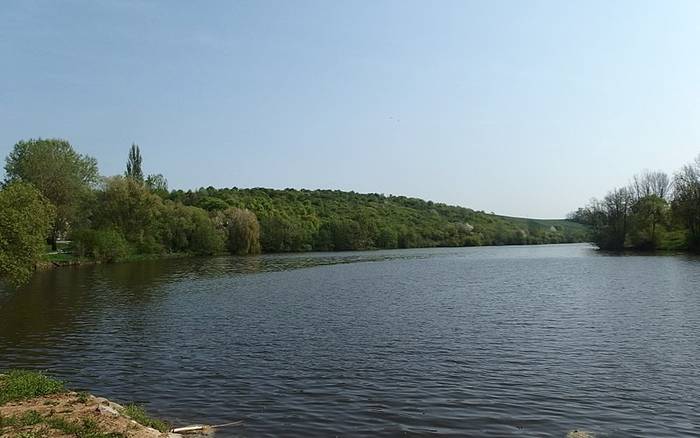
0,370,180,437
36,251,193,272
35,241,599,275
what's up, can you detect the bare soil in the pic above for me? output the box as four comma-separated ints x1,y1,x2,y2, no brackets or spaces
0,391,179,437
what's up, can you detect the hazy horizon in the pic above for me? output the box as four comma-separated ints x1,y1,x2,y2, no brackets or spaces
2,0,699,218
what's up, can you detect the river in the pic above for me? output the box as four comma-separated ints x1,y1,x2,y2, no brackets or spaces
1,243,699,437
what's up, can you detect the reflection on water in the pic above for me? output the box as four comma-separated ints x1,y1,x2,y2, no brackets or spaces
2,244,700,437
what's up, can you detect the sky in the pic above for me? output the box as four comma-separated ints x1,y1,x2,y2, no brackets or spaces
1,0,699,218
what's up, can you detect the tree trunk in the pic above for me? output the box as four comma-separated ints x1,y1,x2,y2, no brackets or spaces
50,226,58,252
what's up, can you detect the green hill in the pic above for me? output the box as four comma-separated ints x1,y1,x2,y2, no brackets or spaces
496,215,591,236
169,187,591,252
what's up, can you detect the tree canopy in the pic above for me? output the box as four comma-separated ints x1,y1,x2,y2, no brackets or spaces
219,208,261,255
4,138,98,249
0,138,592,286
672,157,700,250
170,187,589,252
0,183,55,286
125,143,144,182
571,158,700,252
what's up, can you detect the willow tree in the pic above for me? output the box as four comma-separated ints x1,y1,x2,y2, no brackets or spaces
0,183,55,286
4,138,98,250
222,208,261,255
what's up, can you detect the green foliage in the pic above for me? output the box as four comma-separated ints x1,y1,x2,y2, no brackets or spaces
18,410,43,426
0,183,55,286
594,188,634,250
0,410,43,429
91,176,163,251
218,208,261,255
672,157,700,250
185,208,225,255
158,202,225,255
125,143,143,182
170,187,589,252
199,196,229,211
4,138,98,249
574,161,700,252
325,218,365,250
145,173,168,197
1,139,594,276
376,226,399,249
0,370,65,404
86,177,226,256
44,416,126,438
260,213,313,252
120,404,169,432
71,229,131,263
629,195,668,250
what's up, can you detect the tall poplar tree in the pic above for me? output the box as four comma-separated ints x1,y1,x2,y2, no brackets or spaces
125,143,144,182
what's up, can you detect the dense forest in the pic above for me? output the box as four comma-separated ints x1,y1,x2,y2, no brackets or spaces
569,156,700,252
168,188,589,252
0,138,588,286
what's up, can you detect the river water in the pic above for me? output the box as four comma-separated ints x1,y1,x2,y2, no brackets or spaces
1,244,700,437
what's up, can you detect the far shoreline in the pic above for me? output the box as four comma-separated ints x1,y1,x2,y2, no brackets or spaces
32,241,596,272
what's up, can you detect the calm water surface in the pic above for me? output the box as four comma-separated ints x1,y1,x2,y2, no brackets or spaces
2,244,700,437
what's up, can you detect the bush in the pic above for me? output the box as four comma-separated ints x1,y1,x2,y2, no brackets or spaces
72,229,130,263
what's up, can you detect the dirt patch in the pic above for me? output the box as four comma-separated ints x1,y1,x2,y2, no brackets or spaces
0,391,179,437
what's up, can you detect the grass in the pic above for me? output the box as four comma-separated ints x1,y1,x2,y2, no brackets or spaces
45,252,81,263
44,416,126,438
0,410,43,428
0,412,125,438
75,391,90,404
120,404,169,432
0,370,65,405
16,432,44,438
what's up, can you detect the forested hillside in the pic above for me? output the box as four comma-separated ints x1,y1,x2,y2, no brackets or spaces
169,187,590,252
0,138,589,286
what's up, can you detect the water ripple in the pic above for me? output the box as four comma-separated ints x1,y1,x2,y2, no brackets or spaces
2,244,700,436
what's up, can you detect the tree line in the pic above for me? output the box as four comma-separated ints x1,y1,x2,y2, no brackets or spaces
569,156,700,251
0,138,588,286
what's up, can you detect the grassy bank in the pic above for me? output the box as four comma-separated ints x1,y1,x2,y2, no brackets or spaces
0,370,170,438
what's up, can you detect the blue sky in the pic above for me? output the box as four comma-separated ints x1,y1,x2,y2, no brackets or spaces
1,0,699,218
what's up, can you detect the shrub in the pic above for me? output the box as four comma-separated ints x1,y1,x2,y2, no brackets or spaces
72,229,130,263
